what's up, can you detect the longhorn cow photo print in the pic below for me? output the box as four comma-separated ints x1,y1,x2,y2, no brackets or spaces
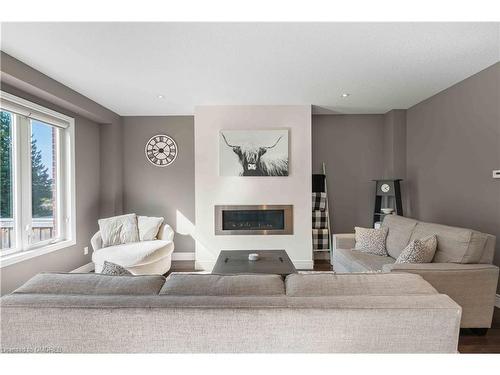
219,129,289,176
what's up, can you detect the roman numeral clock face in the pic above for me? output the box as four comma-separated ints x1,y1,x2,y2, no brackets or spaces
145,135,178,167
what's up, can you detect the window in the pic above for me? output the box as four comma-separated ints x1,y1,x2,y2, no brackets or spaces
31,120,58,245
0,91,75,265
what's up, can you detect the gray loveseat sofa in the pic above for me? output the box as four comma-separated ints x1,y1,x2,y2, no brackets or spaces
1,272,461,353
332,215,499,329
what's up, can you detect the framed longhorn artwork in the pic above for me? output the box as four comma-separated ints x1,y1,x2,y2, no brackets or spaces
219,129,289,176
145,134,178,167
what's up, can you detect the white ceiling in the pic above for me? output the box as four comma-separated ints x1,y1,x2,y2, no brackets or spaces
1,22,499,115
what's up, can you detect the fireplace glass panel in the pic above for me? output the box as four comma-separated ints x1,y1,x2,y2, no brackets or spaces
222,210,285,231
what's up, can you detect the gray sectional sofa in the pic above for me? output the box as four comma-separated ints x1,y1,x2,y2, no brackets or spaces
1,272,461,353
332,215,499,329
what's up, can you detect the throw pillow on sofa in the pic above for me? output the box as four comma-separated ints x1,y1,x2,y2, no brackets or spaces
138,216,164,241
98,213,140,247
354,226,388,256
395,235,437,264
101,261,132,276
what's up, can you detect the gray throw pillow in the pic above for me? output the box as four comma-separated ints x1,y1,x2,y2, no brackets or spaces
101,261,132,276
354,226,388,256
395,235,437,264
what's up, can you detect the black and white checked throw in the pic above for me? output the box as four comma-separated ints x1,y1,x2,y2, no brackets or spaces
312,192,327,211
312,228,330,250
312,210,328,229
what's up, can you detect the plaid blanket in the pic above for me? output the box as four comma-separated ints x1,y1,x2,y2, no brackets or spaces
312,210,328,229
312,192,327,211
312,228,329,250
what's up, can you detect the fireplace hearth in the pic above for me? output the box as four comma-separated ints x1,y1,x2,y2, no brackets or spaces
215,205,293,235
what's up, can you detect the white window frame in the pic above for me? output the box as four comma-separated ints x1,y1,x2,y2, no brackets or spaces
0,91,76,267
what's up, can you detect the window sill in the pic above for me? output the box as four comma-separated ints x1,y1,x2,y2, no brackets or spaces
0,239,76,268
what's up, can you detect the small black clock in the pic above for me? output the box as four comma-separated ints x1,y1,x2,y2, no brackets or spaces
145,134,178,167
372,179,403,226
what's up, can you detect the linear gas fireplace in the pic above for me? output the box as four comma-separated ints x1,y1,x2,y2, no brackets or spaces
214,205,293,235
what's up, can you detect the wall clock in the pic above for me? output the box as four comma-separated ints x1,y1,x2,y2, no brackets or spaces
381,183,391,193
145,134,178,167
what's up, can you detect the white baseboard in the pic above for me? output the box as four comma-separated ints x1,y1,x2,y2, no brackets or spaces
495,294,500,309
195,260,215,271
293,260,314,270
71,262,94,273
172,252,195,261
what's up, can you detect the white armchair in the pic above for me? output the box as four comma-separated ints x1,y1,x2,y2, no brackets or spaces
91,223,175,275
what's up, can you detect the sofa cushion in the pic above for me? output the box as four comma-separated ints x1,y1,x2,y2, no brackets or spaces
382,215,418,259
98,213,139,247
138,216,164,241
13,273,165,295
409,222,488,263
285,273,437,296
159,274,285,296
333,248,395,272
92,240,172,271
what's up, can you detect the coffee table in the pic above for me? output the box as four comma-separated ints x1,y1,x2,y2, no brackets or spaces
212,250,297,277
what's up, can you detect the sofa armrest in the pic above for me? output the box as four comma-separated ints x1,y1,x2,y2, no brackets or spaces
90,231,103,251
383,262,499,328
158,224,175,242
333,233,355,250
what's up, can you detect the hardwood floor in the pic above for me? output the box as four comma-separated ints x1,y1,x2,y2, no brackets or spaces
312,259,333,271
458,308,500,353
170,259,500,353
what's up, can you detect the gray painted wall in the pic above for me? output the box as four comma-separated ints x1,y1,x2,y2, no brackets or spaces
383,109,410,213
122,116,195,253
0,85,101,295
312,115,386,233
406,62,500,291
383,109,407,179
99,121,123,217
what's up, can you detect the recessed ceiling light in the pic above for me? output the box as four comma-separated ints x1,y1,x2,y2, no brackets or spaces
157,95,164,99
341,93,350,98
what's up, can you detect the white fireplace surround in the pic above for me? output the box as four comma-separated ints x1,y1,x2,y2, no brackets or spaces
194,105,313,270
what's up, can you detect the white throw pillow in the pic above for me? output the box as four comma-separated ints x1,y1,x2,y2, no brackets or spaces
98,213,140,247
395,235,437,264
354,226,388,256
138,216,164,241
